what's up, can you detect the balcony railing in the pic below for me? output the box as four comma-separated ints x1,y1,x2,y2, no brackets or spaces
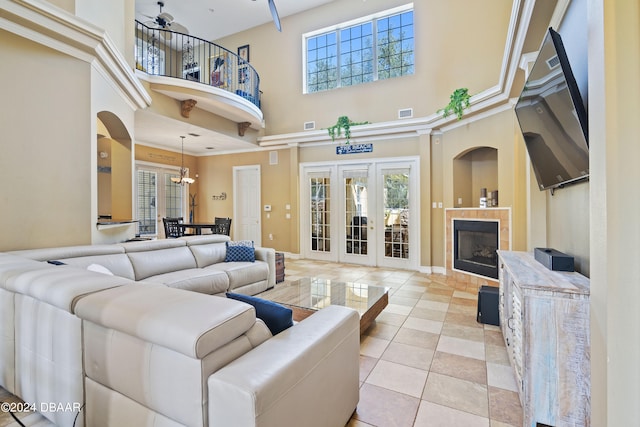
134,20,261,108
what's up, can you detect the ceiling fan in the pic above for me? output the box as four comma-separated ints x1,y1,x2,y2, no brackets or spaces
253,0,281,32
143,1,189,40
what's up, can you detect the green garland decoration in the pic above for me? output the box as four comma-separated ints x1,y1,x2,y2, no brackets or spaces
326,116,369,145
438,88,471,120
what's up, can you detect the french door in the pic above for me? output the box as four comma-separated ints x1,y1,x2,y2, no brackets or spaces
135,163,188,238
301,158,418,269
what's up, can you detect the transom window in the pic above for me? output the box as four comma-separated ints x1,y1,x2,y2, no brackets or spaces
304,4,414,93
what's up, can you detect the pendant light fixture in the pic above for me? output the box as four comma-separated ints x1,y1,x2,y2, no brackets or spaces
171,136,195,185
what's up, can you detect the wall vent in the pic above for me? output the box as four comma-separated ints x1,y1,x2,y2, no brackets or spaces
546,55,560,69
304,121,316,130
269,151,278,165
398,108,413,119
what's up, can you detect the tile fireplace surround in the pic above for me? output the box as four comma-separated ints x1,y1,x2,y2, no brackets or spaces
445,208,511,290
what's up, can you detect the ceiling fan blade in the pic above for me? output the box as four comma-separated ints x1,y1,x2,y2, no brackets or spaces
169,22,189,34
268,0,281,32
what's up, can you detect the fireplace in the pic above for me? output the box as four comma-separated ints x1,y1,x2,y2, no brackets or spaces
453,219,499,279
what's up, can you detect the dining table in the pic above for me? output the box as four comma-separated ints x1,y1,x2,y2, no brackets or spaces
178,222,221,235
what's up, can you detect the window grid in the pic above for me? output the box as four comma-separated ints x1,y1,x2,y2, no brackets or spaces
137,170,157,235
164,174,183,219
310,177,331,252
305,8,414,93
377,11,415,79
383,173,410,259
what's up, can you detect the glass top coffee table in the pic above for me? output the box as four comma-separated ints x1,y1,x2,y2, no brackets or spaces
259,277,389,333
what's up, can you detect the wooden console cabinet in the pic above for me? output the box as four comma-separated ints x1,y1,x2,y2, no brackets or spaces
497,251,590,427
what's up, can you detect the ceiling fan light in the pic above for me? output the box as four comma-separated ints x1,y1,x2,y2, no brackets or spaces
170,176,181,183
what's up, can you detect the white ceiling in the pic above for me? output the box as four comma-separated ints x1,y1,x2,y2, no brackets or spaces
134,0,335,155
134,0,334,42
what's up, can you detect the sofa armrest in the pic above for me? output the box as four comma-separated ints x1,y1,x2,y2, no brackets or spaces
208,305,360,427
254,247,276,288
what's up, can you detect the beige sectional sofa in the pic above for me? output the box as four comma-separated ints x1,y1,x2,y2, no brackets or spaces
0,235,360,427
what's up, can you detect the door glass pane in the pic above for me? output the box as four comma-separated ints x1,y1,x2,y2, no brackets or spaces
164,173,184,219
383,171,409,259
137,170,157,235
345,176,368,255
310,177,331,252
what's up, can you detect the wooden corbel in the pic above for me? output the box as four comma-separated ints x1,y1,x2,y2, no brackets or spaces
180,99,197,118
237,121,251,136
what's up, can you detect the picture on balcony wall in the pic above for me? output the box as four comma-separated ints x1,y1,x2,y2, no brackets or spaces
210,52,230,88
238,44,249,64
238,66,249,84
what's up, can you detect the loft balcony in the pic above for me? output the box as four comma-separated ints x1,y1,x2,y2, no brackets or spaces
134,20,263,132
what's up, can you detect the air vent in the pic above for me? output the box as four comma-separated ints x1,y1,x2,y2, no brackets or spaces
269,151,278,165
398,108,413,119
546,55,560,69
304,121,316,131
188,132,201,137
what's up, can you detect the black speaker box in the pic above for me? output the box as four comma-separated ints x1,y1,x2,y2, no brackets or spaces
477,286,500,326
534,247,574,272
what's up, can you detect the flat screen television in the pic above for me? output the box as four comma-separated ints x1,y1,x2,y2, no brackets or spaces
515,28,589,191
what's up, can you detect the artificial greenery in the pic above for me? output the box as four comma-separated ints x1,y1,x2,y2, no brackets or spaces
439,88,471,120
326,116,369,144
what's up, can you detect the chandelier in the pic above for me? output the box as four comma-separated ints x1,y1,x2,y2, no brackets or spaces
171,136,195,185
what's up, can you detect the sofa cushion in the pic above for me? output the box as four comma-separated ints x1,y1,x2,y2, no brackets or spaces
227,240,254,247
225,245,255,263
141,268,229,295
226,293,293,335
8,244,124,262
209,261,269,291
126,247,197,281
189,242,228,268
59,253,135,280
5,267,131,313
75,284,259,358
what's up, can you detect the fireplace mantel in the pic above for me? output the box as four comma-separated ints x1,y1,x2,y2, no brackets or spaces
445,208,511,289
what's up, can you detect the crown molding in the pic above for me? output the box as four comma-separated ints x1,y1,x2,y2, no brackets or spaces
0,0,151,109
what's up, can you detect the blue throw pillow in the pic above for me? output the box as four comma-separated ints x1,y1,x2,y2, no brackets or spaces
224,245,255,262
226,293,293,335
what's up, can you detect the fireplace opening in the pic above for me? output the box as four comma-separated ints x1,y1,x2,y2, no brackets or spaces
453,219,499,279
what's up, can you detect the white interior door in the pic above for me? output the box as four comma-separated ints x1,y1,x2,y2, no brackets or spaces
233,165,261,245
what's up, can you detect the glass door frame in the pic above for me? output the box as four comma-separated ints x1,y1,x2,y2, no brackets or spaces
135,161,189,238
300,156,419,269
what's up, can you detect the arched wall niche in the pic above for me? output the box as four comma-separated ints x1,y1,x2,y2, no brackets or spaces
97,111,133,220
453,146,498,208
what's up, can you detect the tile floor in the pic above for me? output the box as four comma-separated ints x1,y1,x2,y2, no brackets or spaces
281,258,523,427
0,258,523,427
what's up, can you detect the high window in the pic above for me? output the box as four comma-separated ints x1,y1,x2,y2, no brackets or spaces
304,4,414,93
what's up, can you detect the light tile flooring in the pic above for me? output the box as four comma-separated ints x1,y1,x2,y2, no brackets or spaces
0,258,523,427
283,258,523,427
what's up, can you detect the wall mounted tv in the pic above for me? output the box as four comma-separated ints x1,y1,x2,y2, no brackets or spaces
515,28,589,192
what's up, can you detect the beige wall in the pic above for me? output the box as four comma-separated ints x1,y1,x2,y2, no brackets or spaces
0,30,92,250
588,0,640,424
195,149,293,251
215,0,513,137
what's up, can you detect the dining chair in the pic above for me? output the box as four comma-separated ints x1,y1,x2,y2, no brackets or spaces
163,217,184,238
214,217,232,236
